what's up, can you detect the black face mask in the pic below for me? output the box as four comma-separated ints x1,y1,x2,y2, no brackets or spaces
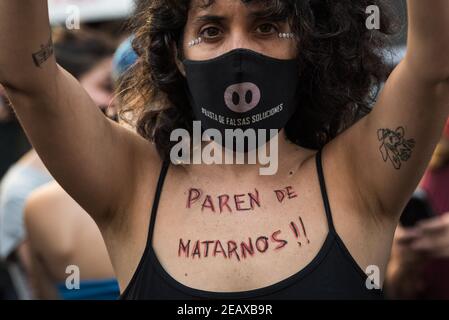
183,49,299,139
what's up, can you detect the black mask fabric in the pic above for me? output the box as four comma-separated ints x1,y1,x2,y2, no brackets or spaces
183,49,299,141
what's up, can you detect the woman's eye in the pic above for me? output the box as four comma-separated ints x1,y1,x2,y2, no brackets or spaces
200,27,221,39
256,23,278,34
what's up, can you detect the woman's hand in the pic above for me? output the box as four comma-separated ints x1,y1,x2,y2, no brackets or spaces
385,226,427,299
411,213,449,258
386,214,449,299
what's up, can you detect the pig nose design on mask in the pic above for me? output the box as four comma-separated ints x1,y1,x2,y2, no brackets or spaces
224,82,261,113
183,48,300,138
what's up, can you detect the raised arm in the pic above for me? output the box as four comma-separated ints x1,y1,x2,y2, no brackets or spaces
332,0,449,220
0,1,157,227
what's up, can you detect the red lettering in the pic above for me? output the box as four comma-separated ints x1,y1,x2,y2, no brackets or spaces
299,216,310,244
241,238,255,259
248,189,261,210
274,190,286,203
234,194,251,211
289,221,300,239
255,237,269,253
187,188,202,209
202,195,216,212
227,241,241,261
178,239,191,257
286,186,298,199
202,240,214,257
213,240,228,258
192,240,201,259
218,194,232,213
271,230,288,250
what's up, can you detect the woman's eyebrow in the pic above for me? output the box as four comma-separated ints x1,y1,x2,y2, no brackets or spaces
191,9,288,27
248,9,289,22
193,14,227,26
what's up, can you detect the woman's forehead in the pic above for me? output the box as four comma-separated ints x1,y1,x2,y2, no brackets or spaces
189,0,270,15
187,0,289,23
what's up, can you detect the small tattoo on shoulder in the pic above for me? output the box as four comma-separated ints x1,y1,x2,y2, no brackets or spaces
377,127,416,170
32,37,54,68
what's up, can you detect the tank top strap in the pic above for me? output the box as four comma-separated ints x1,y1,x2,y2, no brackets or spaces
315,149,337,234
148,159,171,243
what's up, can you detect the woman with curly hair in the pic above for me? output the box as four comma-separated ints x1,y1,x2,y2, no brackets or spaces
0,0,448,300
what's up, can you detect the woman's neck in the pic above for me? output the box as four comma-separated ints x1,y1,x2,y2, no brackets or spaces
182,129,315,179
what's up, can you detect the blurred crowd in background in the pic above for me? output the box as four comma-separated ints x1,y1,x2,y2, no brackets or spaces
1,0,449,300
0,1,137,299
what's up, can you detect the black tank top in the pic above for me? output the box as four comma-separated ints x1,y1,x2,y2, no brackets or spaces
120,150,384,300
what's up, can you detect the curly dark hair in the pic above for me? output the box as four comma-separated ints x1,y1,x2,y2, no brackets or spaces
119,0,398,160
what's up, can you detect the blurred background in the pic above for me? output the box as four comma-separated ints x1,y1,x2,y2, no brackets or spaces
0,0,136,300
2,0,449,301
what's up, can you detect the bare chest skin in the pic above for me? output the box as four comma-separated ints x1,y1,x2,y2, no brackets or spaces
150,157,332,293
114,148,395,294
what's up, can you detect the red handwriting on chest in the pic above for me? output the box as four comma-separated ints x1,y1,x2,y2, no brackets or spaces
177,216,310,262
178,230,288,262
187,188,261,213
186,186,299,213
274,186,298,203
